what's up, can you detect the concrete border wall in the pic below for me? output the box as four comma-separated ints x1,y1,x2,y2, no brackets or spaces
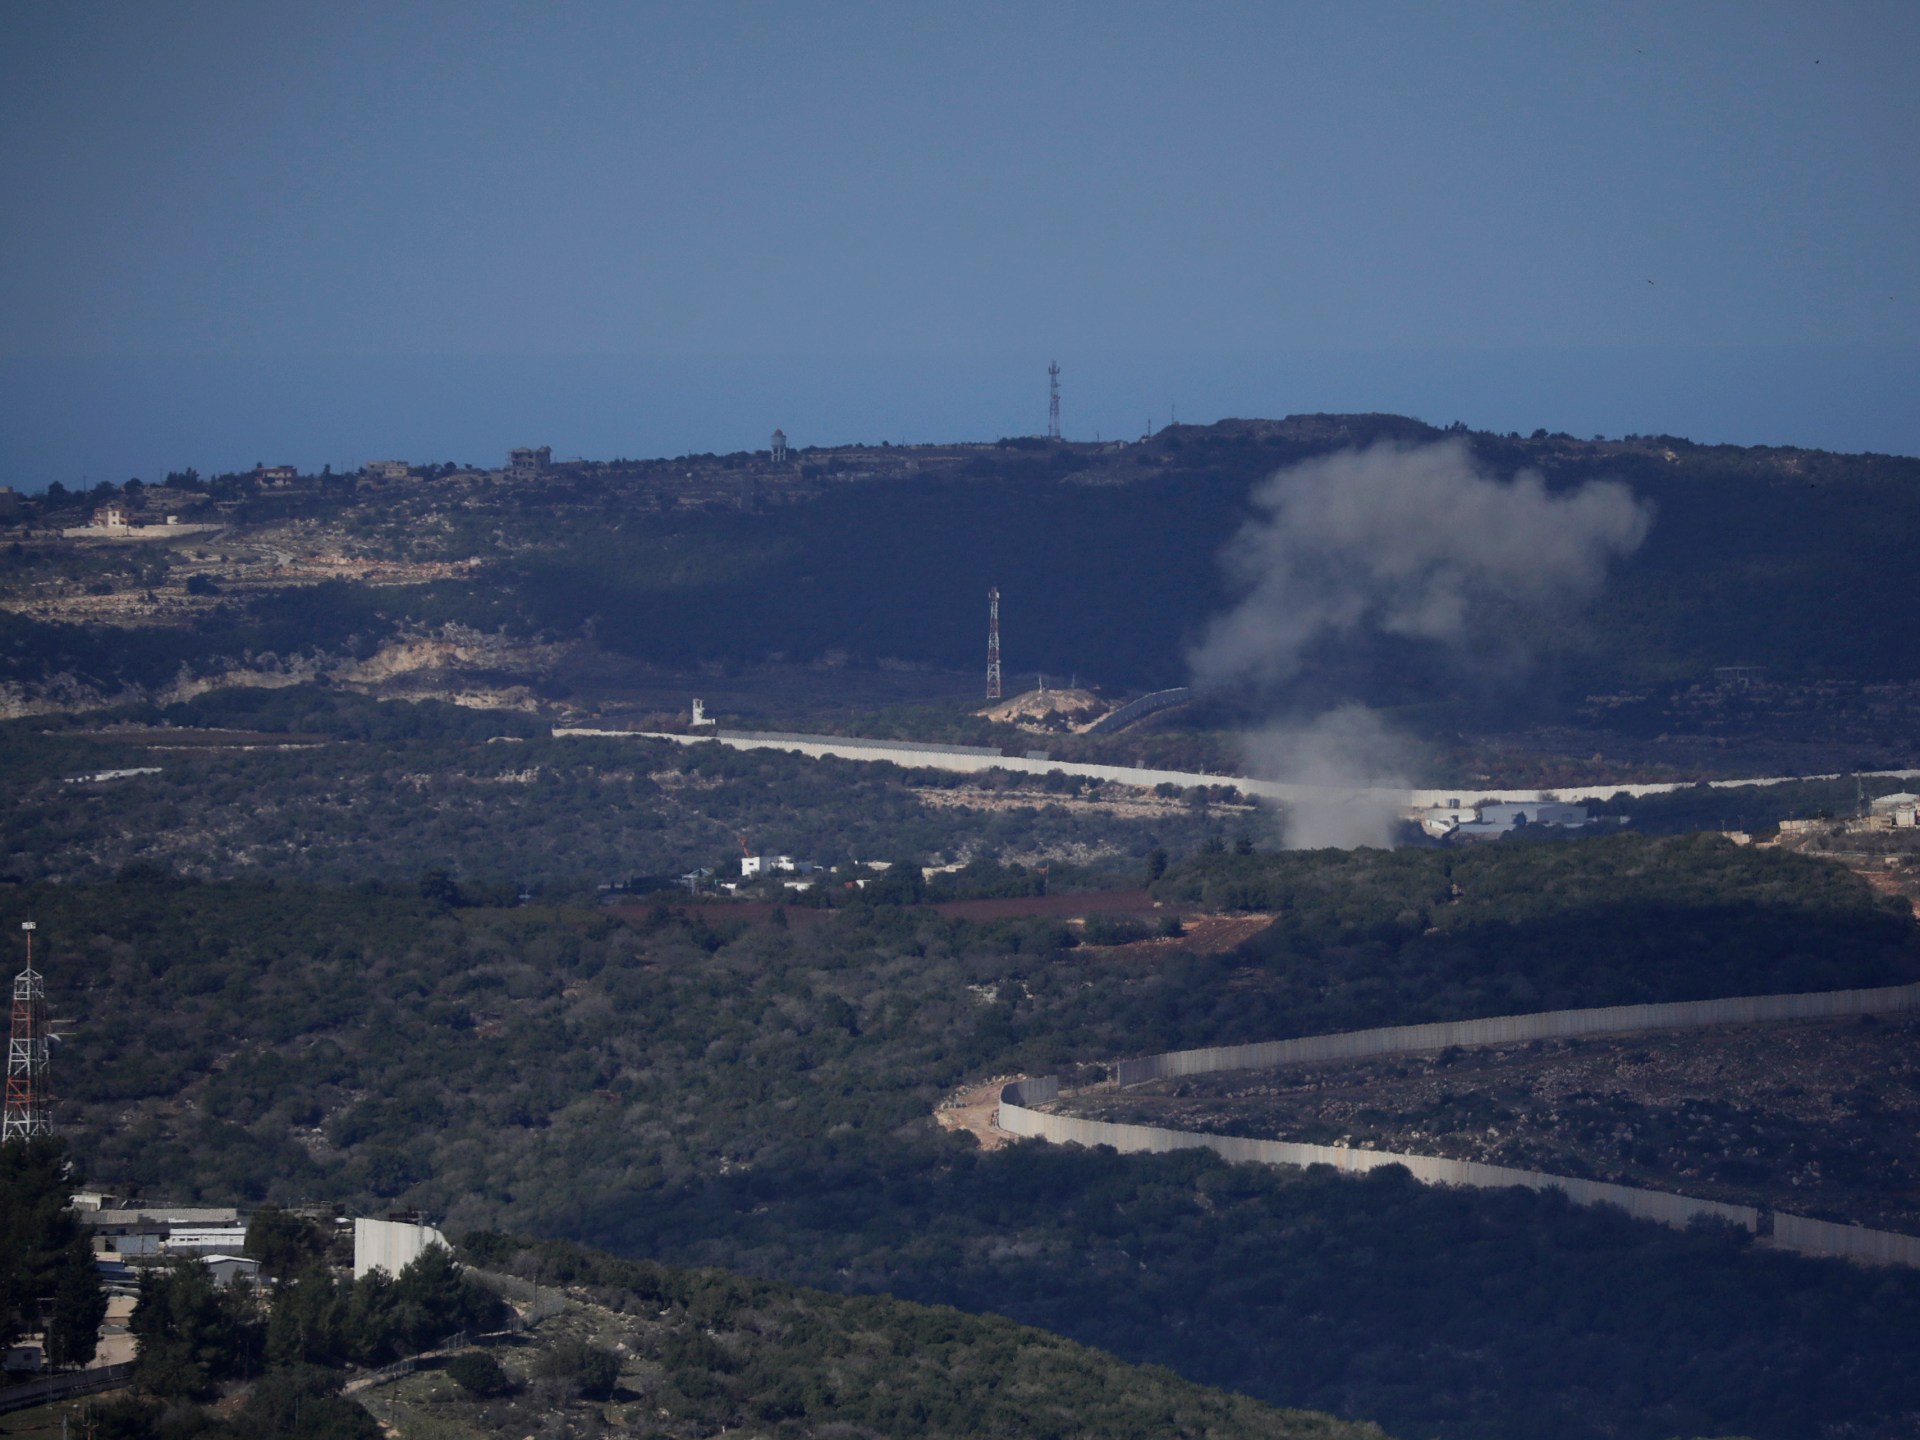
1002,981,1920,1269
998,1103,1761,1232
998,1092,1920,1268
1771,1212,1920,1266
556,726,1920,808
354,1217,449,1279
1113,982,1920,1086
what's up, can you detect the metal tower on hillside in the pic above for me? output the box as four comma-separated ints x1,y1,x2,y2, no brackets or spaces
986,587,1003,701
1047,362,1061,440
3,922,50,1142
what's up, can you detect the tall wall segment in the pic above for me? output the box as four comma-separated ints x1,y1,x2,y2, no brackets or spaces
999,982,1920,1270
1112,982,1920,1086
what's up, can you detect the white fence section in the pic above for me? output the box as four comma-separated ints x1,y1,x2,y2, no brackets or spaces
354,1217,449,1279
1112,982,1920,1086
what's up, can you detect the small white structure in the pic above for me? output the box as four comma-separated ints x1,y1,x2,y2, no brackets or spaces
363,460,411,481
741,855,796,878
63,767,161,785
162,1225,250,1254
771,428,789,463
1419,799,1480,836
353,1217,448,1279
691,698,716,728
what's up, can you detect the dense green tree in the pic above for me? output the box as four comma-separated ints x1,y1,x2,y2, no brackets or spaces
387,1244,502,1351
243,1206,332,1279
264,1267,351,1368
444,1348,512,1396
130,1259,263,1398
0,1136,104,1367
228,1365,380,1440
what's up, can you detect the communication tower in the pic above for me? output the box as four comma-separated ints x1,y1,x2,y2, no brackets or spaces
986,587,1003,701
3,922,50,1142
1047,362,1061,440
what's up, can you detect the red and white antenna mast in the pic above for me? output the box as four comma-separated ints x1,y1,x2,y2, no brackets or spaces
4,921,51,1142
986,587,1003,701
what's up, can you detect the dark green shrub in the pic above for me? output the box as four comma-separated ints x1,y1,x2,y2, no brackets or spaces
445,1349,512,1397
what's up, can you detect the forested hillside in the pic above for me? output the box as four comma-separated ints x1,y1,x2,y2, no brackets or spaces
6,416,1920,726
12,831,1920,1440
0,691,1239,889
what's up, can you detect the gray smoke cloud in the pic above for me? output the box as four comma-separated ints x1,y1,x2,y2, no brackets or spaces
1192,439,1653,849
1243,706,1415,850
1191,438,1653,692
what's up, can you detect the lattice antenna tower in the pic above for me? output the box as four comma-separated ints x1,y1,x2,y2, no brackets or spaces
3,921,50,1142
986,587,1003,701
1047,362,1061,440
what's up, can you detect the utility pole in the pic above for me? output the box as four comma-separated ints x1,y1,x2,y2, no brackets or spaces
986,588,1002,701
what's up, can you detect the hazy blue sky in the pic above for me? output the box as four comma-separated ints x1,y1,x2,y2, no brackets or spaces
3,1,1916,482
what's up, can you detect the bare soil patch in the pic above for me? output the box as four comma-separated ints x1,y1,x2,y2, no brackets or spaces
936,1077,1020,1150
1078,913,1276,956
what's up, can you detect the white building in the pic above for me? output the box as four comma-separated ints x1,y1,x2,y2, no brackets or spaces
1870,792,1920,828
508,446,551,479
1421,799,1592,839
162,1224,250,1254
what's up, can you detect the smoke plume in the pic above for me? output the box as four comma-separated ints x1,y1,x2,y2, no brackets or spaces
1192,439,1653,849
1191,438,1653,693
1243,705,1415,850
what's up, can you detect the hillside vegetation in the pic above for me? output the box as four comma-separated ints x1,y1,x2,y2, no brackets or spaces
0,690,1236,891
11,830,1920,1440
6,417,1920,731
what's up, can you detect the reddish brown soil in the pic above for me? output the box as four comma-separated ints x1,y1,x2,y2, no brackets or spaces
1080,913,1276,956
